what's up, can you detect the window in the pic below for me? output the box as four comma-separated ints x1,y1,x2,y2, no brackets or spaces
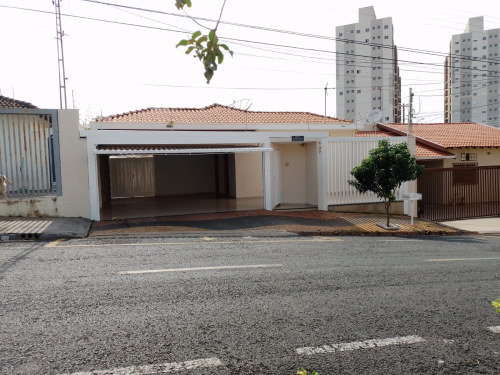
339,32,343,37
339,92,343,95
384,36,389,39
483,46,487,49
385,116,389,121
365,28,369,32
455,50,459,53
356,30,360,34
473,47,477,51
461,153,477,162
455,41,459,44
483,36,487,40
357,89,361,93
357,70,361,73
384,25,388,29
377,25,380,29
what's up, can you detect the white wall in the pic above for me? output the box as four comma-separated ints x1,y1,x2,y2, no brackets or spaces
154,155,216,196
235,152,263,198
305,142,318,205
280,143,306,204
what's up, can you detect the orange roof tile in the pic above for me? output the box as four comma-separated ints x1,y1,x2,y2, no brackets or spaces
99,104,351,124
381,123,500,148
356,130,456,159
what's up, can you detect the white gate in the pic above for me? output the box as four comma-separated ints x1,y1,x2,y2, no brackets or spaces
325,137,408,205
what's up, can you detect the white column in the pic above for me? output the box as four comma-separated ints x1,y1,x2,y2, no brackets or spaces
404,135,417,216
318,139,329,211
87,139,100,221
263,148,272,211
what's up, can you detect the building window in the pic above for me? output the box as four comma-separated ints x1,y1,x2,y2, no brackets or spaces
385,116,389,121
357,90,361,93
356,30,360,33
461,153,477,162
455,50,459,53
357,70,361,73
483,46,487,49
384,36,389,39
365,28,369,32
339,32,343,37
339,92,343,95
483,36,487,40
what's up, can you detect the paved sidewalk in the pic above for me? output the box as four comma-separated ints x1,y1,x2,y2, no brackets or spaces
90,210,462,237
0,217,91,240
440,217,500,234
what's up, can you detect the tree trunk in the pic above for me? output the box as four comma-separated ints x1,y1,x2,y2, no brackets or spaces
385,200,391,227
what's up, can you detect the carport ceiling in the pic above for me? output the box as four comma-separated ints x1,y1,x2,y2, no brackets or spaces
95,144,272,155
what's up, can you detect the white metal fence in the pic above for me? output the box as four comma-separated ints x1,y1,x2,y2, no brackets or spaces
0,109,61,197
326,137,407,205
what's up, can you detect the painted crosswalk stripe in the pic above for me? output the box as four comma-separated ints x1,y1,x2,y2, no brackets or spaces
118,264,283,275
296,335,425,355
59,357,223,375
488,326,500,333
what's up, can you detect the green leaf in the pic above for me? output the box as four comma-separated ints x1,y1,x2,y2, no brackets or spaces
216,49,224,64
197,35,208,45
192,30,201,40
176,39,188,47
185,0,192,7
185,46,195,54
209,30,215,41
219,43,230,51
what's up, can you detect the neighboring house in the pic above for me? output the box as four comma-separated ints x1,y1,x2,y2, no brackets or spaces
357,122,500,221
0,95,38,109
0,97,89,219
83,103,414,221
357,122,500,168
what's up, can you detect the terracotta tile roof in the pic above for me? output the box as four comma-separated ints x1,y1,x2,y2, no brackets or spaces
381,122,500,148
99,104,352,124
0,95,37,109
356,130,456,159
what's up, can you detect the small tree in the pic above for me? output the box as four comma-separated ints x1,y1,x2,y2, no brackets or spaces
348,140,424,228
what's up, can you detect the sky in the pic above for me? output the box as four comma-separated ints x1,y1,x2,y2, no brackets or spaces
0,0,499,123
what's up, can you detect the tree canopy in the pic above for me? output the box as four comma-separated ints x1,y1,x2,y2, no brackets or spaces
348,140,425,227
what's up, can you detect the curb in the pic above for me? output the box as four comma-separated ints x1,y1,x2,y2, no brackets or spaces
293,230,476,236
0,232,87,241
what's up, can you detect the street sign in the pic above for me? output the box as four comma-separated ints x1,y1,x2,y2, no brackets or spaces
291,136,304,142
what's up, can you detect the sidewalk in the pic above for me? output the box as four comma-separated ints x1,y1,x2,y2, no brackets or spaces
439,217,500,234
89,210,463,237
0,217,91,240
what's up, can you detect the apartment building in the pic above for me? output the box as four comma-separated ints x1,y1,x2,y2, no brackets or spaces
335,6,401,123
444,17,500,128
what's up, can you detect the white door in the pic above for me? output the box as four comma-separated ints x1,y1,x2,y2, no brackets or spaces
273,149,281,206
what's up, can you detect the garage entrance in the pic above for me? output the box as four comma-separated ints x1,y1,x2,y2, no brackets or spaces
97,146,266,220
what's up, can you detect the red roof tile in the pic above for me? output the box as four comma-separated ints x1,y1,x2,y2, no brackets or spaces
0,95,37,109
356,130,456,159
100,104,351,124
381,123,500,148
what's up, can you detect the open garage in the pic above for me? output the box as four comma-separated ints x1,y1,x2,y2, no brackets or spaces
97,146,265,220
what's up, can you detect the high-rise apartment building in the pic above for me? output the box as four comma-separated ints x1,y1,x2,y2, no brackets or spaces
444,17,500,128
335,6,401,123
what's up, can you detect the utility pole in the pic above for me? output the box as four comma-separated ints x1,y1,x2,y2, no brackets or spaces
54,0,68,109
324,83,335,117
408,88,414,135
402,103,406,124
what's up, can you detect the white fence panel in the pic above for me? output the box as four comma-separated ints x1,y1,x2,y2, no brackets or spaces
326,137,408,205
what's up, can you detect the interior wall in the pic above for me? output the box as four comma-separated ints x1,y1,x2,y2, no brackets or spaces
235,153,263,198
154,155,216,196
280,143,306,204
228,154,236,198
305,142,318,205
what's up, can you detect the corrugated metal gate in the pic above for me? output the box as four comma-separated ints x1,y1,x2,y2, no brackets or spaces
0,109,62,197
417,166,500,221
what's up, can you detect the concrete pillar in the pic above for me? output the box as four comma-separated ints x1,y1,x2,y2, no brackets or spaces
263,148,272,211
404,135,418,216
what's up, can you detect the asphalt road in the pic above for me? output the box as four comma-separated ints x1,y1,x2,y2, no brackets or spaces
1,234,500,374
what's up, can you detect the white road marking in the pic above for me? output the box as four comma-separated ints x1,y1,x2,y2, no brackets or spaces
59,357,223,375
45,238,343,248
378,239,423,242
118,264,283,275
201,236,215,241
296,335,425,356
487,326,500,333
425,257,500,262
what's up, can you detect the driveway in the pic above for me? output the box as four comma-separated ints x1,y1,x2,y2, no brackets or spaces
440,217,500,234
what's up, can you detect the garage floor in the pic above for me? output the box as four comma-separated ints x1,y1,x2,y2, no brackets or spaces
100,194,263,220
